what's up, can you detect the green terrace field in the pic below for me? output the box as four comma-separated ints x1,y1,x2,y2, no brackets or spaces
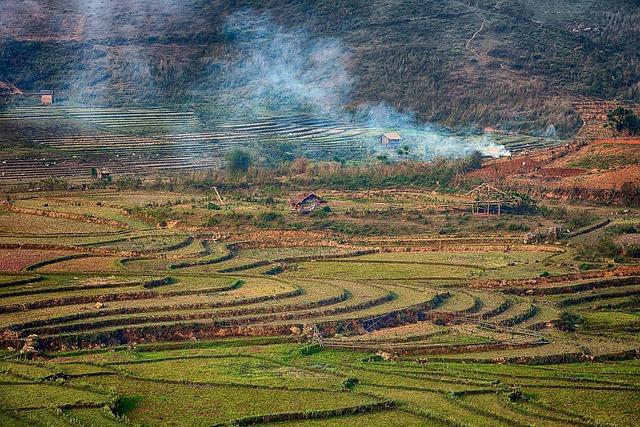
1,341,640,426
0,188,639,425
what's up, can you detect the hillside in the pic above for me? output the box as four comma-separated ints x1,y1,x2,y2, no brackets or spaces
1,0,639,135
461,100,640,205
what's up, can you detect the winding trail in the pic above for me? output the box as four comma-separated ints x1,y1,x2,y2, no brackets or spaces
465,16,487,60
464,6,515,74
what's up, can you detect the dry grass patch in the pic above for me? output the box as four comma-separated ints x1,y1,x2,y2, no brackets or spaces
0,211,119,235
0,249,81,272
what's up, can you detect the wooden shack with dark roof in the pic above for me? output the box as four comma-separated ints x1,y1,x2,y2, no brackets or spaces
289,192,327,214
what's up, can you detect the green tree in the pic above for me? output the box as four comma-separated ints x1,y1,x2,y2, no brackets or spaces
225,149,252,175
605,107,640,135
597,237,621,259
462,150,483,172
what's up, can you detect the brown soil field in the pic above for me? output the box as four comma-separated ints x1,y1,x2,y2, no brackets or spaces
615,234,640,246
573,165,640,190
594,137,640,146
462,133,639,201
534,167,586,178
465,156,542,180
0,249,79,272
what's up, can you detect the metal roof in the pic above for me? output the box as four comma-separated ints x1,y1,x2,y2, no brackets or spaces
382,132,402,140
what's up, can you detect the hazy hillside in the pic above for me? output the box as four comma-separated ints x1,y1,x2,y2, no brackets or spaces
1,0,639,135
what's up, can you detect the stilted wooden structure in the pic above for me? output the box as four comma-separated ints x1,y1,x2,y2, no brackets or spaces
465,183,521,215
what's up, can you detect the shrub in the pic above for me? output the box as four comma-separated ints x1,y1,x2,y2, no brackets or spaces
125,206,173,224
258,211,283,223
310,206,331,218
557,311,582,331
565,210,598,230
289,157,309,174
204,216,220,227
597,237,621,258
361,354,385,363
294,344,323,356
464,150,484,172
538,205,568,220
113,396,142,417
605,106,640,135
577,237,621,260
115,177,142,190
264,265,285,275
456,214,469,224
508,223,530,231
507,389,525,402
626,245,640,258
609,224,637,235
225,149,252,174
579,262,596,270
505,192,538,215
540,271,550,277
225,210,253,223
341,377,360,391
206,202,221,210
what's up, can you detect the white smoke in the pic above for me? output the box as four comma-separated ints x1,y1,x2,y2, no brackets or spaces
217,11,353,118
0,3,510,159
356,103,510,159
219,11,509,159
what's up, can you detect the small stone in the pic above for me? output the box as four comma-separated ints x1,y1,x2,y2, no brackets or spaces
94,302,104,309
289,326,301,335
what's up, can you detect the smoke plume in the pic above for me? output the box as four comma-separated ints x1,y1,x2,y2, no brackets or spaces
218,10,509,159
216,11,353,118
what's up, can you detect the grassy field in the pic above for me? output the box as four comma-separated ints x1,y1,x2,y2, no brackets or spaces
0,188,638,425
2,341,639,426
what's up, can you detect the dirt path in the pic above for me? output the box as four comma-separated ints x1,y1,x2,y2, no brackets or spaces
465,15,487,60
464,6,516,74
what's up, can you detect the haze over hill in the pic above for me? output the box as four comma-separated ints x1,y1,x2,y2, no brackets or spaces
1,0,639,136
2,4,640,425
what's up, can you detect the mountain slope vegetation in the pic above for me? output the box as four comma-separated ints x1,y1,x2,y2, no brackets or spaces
1,0,639,135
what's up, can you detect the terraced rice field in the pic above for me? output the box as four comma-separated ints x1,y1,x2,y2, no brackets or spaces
0,191,638,425
0,104,560,182
0,106,367,182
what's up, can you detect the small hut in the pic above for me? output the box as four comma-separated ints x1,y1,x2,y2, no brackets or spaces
92,167,113,181
380,132,402,148
289,192,327,214
40,90,54,105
